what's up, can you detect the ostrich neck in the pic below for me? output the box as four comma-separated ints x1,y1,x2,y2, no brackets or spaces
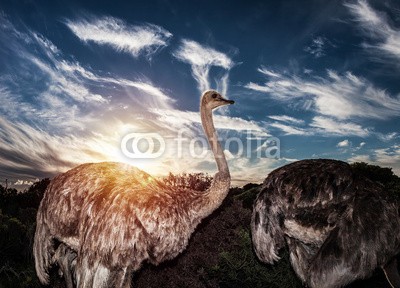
189,104,231,222
200,106,229,175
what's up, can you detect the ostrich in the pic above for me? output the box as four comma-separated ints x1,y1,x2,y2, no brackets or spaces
33,90,234,288
251,159,400,288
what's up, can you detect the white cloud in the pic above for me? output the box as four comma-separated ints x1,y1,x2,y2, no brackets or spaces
98,77,174,109
246,68,400,120
54,55,174,109
258,66,281,78
269,122,309,136
245,82,272,93
310,116,369,137
337,139,350,147
173,39,234,95
14,179,38,186
268,115,305,125
376,132,398,142
350,141,366,151
345,0,400,60
65,16,172,58
266,115,369,137
29,56,108,104
173,39,233,69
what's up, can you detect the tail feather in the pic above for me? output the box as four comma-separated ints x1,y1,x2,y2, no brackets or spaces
251,192,285,263
33,208,53,284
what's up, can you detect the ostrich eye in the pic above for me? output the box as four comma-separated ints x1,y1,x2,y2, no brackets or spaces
212,93,217,99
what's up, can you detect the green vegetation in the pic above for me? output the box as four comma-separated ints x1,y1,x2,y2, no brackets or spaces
208,229,301,288
0,179,48,288
0,163,399,287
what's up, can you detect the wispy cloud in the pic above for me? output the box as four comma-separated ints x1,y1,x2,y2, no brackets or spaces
269,122,310,136
345,0,400,61
65,16,172,58
376,132,398,142
54,53,174,109
310,116,370,137
268,115,305,125
304,36,333,58
267,114,307,135
258,67,281,78
29,56,108,104
246,67,400,120
173,39,234,95
266,115,369,137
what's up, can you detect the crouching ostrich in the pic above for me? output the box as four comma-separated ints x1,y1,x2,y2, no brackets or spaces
251,159,400,288
33,90,234,288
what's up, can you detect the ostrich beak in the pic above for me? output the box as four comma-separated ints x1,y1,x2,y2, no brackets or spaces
221,98,235,105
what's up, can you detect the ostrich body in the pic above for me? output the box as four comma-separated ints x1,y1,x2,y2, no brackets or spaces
33,90,234,288
251,159,400,288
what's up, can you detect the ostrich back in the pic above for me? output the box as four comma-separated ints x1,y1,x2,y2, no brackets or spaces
252,159,400,286
256,159,393,243
38,162,206,270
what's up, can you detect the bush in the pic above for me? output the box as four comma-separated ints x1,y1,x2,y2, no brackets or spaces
162,172,212,191
210,229,301,288
0,179,49,288
0,211,41,288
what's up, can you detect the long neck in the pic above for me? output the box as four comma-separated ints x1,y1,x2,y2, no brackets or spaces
188,103,231,224
200,105,229,175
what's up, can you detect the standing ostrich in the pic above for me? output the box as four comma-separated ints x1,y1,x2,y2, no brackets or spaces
33,90,234,288
251,159,400,288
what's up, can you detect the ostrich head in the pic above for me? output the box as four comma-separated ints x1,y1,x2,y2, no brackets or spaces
201,90,235,110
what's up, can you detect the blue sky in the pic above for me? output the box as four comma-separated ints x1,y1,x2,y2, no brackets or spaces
1,0,399,188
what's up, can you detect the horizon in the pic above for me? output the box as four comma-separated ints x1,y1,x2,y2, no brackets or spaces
1,0,400,189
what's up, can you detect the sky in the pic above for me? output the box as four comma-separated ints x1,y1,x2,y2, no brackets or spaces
1,0,400,189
